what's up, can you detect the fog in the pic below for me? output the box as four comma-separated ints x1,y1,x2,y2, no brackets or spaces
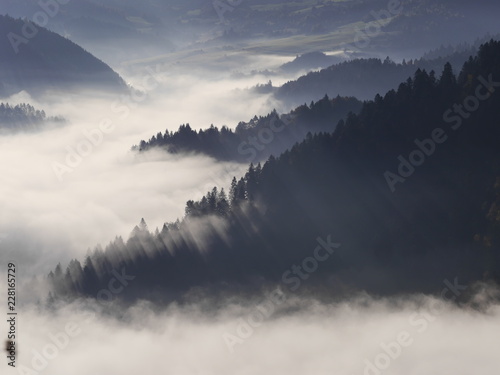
0,58,297,275
2,287,500,375
3,1,500,373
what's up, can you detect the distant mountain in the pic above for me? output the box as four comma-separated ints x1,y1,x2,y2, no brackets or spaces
271,48,479,107
0,15,127,97
4,0,500,69
262,36,499,108
0,0,175,63
420,33,500,61
381,0,500,54
279,52,347,74
203,0,500,50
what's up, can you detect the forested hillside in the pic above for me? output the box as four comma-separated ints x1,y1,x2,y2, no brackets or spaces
273,49,478,105
0,102,63,131
0,15,127,97
49,41,500,304
136,95,362,162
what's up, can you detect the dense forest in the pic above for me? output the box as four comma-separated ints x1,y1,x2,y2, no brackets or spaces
136,95,362,162
136,37,497,163
272,48,483,105
0,102,63,130
45,40,500,305
278,51,348,74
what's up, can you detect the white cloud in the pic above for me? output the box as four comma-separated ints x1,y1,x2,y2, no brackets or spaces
0,65,283,274
3,292,500,375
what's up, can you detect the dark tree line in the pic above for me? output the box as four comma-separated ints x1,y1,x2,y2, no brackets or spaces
279,51,346,74
49,41,500,304
0,103,63,130
273,49,481,106
420,33,500,61
135,96,362,162
0,103,46,122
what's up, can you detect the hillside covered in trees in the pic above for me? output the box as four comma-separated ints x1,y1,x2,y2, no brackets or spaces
48,40,500,304
279,51,347,74
272,48,482,106
0,15,127,97
136,95,362,162
0,102,63,131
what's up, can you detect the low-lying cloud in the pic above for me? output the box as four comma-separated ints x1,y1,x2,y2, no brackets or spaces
0,62,288,275
3,289,500,375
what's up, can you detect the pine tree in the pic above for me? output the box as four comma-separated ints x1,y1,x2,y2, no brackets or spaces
208,187,218,212
141,218,148,230
216,188,230,216
438,62,458,102
229,176,238,206
245,163,258,201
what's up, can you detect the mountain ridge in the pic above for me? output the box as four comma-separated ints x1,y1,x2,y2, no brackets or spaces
0,14,128,97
